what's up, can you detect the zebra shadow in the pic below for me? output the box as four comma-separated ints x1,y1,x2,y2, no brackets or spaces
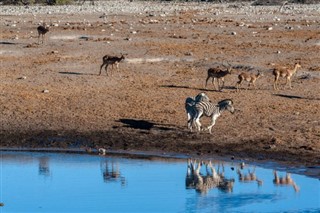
116,119,175,131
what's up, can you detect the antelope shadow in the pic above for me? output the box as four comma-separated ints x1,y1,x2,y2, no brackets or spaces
160,84,235,92
0,41,16,45
59,71,96,76
274,94,320,101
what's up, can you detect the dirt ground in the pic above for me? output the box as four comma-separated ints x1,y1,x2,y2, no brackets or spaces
1,5,319,176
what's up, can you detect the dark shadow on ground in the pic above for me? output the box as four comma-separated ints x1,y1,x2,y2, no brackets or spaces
116,119,176,131
160,84,235,92
0,41,16,45
59,71,96,76
274,94,320,101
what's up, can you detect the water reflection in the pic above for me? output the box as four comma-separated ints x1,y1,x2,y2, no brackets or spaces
273,170,300,192
237,166,263,186
100,160,126,186
1,152,318,213
186,159,235,194
38,156,50,177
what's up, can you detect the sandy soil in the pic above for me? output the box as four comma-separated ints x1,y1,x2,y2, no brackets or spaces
1,2,319,176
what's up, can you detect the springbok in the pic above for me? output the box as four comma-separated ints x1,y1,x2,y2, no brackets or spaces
205,65,232,91
99,54,126,76
37,24,49,44
272,63,301,90
236,71,263,91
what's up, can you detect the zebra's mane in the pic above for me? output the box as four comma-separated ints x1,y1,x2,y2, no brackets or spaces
217,99,233,108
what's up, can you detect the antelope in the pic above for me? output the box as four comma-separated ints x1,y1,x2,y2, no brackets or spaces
273,63,301,90
205,65,232,91
273,170,300,192
99,54,126,76
37,24,49,44
236,71,263,91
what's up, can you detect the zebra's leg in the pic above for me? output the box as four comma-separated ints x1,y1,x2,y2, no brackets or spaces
207,114,219,134
187,113,193,132
194,112,203,132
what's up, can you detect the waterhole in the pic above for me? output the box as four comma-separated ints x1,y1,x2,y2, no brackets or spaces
0,151,319,213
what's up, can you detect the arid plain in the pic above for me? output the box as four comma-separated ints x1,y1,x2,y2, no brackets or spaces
1,2,319,176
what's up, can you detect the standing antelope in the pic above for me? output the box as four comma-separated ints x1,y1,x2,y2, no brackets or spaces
272,63,301,90
236,71,263,92
205,66,232,91
99,54,125,76
37,24,49,44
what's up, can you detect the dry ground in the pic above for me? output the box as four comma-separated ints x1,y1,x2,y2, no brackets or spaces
1,5,319,176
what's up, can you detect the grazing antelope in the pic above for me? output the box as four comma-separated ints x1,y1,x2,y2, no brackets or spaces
236,71,263,91
273,63,301,90
99,54,126,76
205,65,232,91
273,170,300,192
37,24,49,44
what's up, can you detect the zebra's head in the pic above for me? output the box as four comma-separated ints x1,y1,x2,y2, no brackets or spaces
218,99,235,114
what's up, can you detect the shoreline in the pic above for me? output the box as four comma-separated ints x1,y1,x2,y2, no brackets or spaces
1,146,320,179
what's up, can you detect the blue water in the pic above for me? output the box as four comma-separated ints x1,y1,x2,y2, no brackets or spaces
0,151,319,213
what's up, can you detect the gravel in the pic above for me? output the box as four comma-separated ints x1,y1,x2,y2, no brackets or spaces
0,1,319,16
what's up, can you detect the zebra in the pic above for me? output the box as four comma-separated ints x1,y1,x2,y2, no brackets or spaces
186,159,235,194
193,99,235,134
185,93,210,131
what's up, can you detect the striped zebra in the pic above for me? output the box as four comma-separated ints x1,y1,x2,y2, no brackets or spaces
193,99,235,134
185,93,210,131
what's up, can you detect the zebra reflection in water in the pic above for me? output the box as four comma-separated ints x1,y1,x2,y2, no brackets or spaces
186,159,235,194
100,161,126,186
